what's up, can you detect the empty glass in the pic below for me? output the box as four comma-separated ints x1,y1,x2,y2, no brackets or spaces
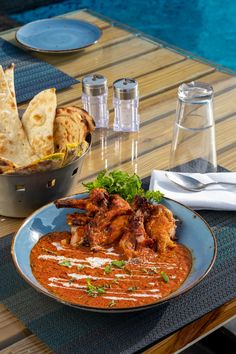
169,81,217,173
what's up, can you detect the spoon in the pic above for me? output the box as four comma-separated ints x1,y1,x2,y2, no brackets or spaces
165,172,236,192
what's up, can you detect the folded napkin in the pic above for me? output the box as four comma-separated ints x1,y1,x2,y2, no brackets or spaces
149,170,236,210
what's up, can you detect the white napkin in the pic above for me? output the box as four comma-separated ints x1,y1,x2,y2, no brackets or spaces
149,170,236,210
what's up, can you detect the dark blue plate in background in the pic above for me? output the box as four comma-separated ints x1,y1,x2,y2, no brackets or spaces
16,19,101,53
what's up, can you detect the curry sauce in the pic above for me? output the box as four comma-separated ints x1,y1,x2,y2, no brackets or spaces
30,232,192,309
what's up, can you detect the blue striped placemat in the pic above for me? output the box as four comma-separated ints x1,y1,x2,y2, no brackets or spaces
0,175,235,354
0,37,78,103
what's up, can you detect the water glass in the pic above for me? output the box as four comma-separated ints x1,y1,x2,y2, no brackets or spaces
169,81,217,173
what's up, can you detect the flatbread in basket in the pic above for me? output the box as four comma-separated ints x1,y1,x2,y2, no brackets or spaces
0,64,95,175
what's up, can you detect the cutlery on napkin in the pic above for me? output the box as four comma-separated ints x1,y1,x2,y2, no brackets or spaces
149,170,236,210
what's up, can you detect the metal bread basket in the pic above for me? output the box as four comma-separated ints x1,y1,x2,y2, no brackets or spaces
0,135,91,218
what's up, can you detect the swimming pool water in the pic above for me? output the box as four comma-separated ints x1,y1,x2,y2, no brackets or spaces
11,0,236,71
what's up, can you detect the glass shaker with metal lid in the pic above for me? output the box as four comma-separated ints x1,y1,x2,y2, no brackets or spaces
113,78,139,132
82,74,109,128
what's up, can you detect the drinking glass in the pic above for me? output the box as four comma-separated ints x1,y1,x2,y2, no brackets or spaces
169,81,217,173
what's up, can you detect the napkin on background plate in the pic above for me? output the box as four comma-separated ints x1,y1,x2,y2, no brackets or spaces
149,170,236,210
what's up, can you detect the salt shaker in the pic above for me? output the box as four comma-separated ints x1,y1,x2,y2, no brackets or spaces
113,78,139,132
82,74,109,128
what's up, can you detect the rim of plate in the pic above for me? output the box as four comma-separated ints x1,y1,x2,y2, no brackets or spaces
11,195,217,313
15,18,102,53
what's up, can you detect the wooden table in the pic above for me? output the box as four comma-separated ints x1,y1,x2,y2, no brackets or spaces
0,9,235,354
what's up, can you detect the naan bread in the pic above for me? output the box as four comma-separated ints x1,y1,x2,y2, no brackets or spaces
22,88,57,158
4,63,16,106
0,65,37,166
63,141,89,166
6,153,65,175
0,156,16,174
54,106,95,153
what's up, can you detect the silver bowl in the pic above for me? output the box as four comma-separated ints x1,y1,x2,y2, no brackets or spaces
0,135,91,218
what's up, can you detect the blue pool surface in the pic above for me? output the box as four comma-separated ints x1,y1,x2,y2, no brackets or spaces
11,0,236,71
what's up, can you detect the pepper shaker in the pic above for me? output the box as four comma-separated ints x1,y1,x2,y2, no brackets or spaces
113,78,139,132
82,74,109,128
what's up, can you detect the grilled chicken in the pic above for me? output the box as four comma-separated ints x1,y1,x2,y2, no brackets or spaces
55,188,109,215
119,211,153,258
87,194,132,250
55,188,177,257
145,204,176,253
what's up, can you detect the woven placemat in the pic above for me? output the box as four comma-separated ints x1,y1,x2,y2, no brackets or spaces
0,37,78,103
0,177,236,354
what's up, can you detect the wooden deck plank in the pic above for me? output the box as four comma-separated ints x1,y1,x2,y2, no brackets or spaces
218,145,236,170
41,37,160,77
0,334,52,354
0,305,29,351
58,10,111,28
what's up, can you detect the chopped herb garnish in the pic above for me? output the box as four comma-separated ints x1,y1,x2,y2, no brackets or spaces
127,286,137,292
111,260,126,269
58,260,72,268
77,264,85,271
150,267,158,274
86,278,106,297
104,264,112,274
83,170,163,203
160,271,169,283
108,300,116,308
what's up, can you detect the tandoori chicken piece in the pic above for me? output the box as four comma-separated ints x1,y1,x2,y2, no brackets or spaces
66,213,90,246
145,204,176,254
70,225,86,247
55,188,109,215
86,215,130,251
119,211,153,259
103,215,130,244
66,213,90,226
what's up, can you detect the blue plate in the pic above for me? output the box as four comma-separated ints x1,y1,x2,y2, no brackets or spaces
12,195,216,313
15,19,102,53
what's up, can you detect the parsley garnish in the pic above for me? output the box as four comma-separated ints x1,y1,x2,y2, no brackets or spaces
58,260,72,268
150,267,158,274
160,271,169,283
77,264,85,271
127,286,137,292
104,264,112,274
111,260,126,269
86,279,106,297
108,300,116,307
83,170,163,203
